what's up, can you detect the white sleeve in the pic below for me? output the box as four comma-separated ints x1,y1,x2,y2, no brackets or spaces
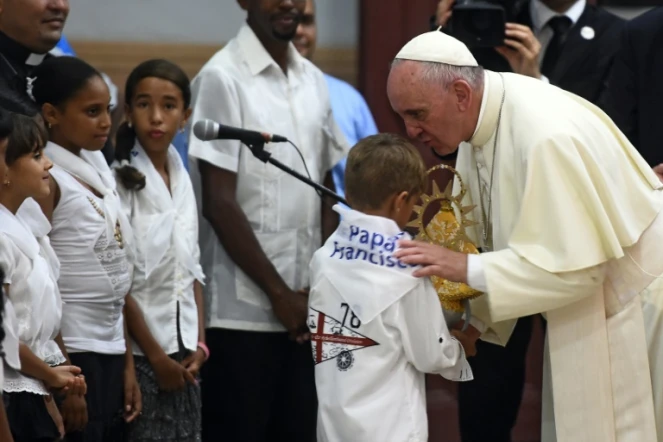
397,279,473,382
0,235,16,285
481,248,606,323
466,254,489,333
321,105,350,178
467,254,488,292
187,68,243,173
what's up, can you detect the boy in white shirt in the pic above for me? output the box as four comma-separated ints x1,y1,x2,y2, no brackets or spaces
308,133,475,442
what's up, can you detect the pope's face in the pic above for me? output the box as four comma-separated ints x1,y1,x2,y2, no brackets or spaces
387,61,470,156
0,0,69,54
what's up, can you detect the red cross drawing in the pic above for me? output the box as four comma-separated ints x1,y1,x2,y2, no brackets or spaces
311,312,378,364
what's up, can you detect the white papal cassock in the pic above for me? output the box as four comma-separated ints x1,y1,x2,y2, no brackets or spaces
307,206,473,442
452,69,663,442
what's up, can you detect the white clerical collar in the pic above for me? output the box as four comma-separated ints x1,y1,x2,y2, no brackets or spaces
25,53,46,66
471,71,490,140
530,0,586,33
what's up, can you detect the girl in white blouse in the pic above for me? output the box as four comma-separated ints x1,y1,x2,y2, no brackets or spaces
30,57,141,441
0,110,85,441
113,59,206,442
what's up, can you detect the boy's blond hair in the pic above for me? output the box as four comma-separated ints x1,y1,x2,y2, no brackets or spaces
345,133,426,210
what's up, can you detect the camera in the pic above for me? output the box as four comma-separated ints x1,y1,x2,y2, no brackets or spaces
442,0,522,49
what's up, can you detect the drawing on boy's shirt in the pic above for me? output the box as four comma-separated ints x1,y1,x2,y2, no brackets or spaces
309,305,379,371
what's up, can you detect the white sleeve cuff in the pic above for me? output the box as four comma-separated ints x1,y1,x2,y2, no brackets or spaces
467,254,488,293
468,316,488,334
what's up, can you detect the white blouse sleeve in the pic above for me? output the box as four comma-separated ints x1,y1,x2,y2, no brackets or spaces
0,235,16,285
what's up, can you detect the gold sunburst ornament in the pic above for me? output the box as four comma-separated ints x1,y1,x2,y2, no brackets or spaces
407,165,484,315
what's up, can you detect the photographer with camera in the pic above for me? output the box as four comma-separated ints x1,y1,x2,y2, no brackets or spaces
432,2,624,442
435,0,623,105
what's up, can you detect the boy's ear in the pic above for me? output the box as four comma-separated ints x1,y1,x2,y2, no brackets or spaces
394,191,410,212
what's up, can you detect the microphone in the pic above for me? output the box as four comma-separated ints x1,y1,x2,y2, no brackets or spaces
193,119,288,145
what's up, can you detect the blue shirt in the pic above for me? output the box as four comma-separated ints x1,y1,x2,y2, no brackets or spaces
53,36,76,56
323,74,378,198
172,131,189,171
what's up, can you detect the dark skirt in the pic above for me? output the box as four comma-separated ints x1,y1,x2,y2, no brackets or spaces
64,352,126,442
4,391,60,442
127,345,201,442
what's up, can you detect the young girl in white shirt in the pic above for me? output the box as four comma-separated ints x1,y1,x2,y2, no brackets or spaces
29,56,142,441
0,110,85,442
113,59,206,442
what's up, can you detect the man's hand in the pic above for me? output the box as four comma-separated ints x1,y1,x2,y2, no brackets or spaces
653,164,663,183
496,23,542,79
393,240,468,283
272,290,310,344
436,0,455,28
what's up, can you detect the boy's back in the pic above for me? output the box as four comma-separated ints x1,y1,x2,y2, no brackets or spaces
308,205,473,442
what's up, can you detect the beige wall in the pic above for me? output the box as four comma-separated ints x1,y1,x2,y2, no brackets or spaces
71,41,358,98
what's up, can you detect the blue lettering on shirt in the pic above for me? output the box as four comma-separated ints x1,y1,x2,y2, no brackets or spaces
330,225,414,269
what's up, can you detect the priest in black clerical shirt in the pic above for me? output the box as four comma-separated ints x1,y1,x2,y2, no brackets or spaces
0,0,116,164
0,0,69,114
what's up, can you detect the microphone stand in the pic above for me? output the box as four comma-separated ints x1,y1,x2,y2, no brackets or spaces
244,141,349,207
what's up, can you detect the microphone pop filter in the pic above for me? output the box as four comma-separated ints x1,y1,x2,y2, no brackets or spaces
193,119,218,141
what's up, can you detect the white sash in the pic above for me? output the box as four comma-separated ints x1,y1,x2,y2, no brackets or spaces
45,142,134,257
16,198,60,279
121,143,204,282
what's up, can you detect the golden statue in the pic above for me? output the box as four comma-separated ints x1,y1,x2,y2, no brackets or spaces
407,165,483,325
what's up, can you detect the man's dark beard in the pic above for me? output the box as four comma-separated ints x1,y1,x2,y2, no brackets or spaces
273,28,298,41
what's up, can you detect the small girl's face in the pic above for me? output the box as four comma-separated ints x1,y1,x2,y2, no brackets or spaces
6,147,53,200
45,75,112,152
127,77,191,155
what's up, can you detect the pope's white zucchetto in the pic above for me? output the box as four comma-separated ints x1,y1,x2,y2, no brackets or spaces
394,30,479,67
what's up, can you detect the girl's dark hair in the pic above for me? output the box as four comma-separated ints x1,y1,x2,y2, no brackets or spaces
31,56,103,108
5,113,48,166
114,59,191,192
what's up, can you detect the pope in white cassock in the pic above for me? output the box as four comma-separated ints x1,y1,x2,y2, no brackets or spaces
388,31,663,442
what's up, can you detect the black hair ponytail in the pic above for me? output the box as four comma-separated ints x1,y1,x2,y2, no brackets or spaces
114,121,146,191
113,59,191,193
31,56,103,108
